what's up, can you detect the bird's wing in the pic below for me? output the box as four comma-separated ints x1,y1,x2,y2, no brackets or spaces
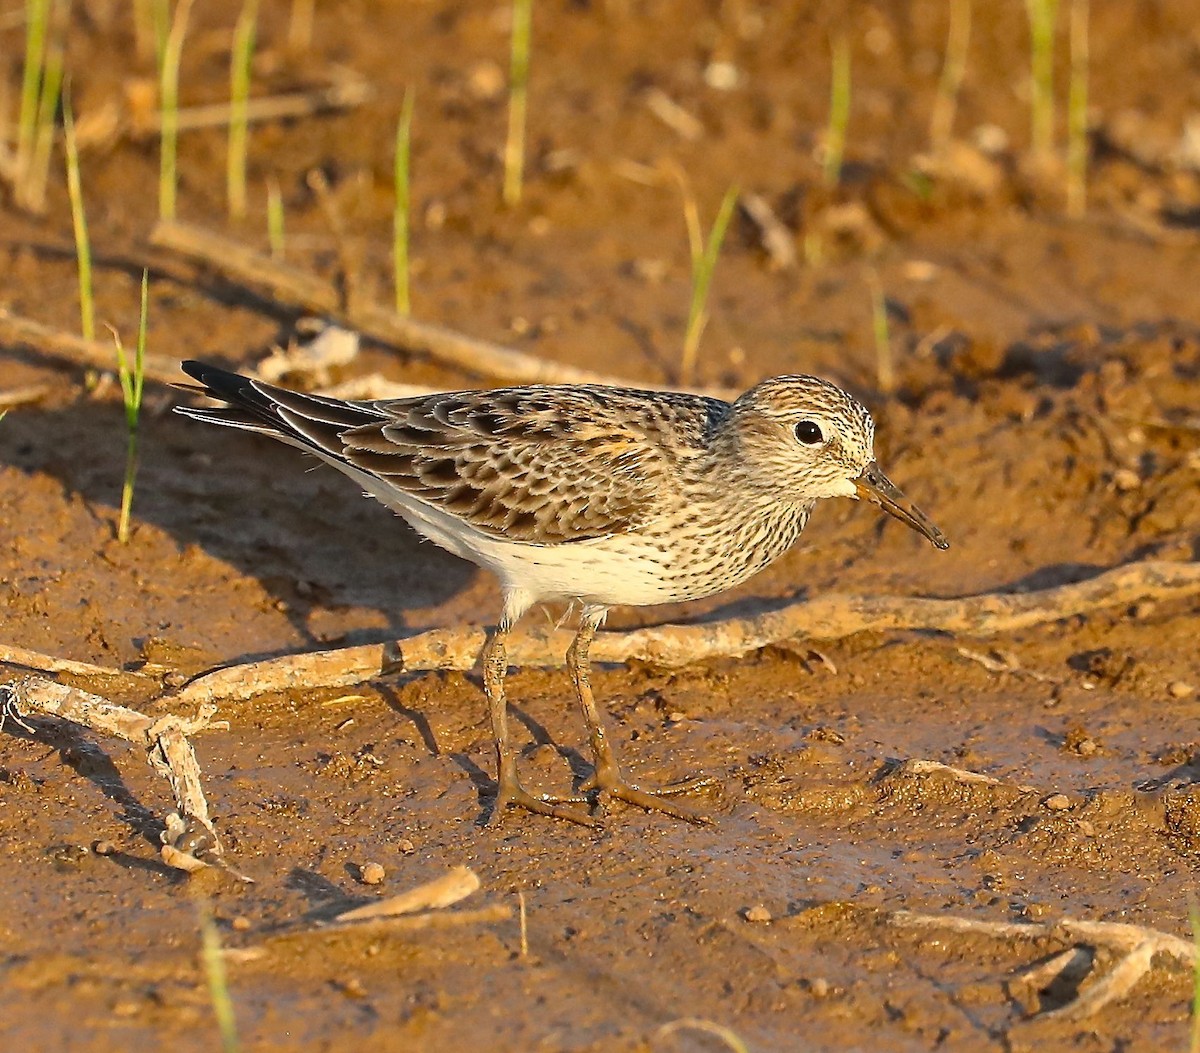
178,362,724,545
340,387,716,544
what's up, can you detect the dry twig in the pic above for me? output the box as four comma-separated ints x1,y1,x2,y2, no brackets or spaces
891,908,1194,1022
740,191,797,270
0,308,181,386
1,676,226,871
334,865,480,922
149,219,729,393
171,559,1200,706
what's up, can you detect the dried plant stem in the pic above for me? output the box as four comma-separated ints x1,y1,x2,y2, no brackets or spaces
0,308,180,385
503,0,532,207
287,0,314,55
227,0,259,221
159,0,195,221
393,88,415,316
929,0,971,153
1066,0,1089,217
135,79,372,138
1,676,224,866
169,559,1200,706
150,219,716,390
891,908,1194,1021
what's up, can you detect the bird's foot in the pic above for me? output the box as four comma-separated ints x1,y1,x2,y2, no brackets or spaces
487,776,597,828
580,764,715,825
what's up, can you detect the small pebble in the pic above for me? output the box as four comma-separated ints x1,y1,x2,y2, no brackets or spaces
1112,468,1141,492
396,838,415,854
668,711,686,722
743,904,772,923
703,61,742,90
807,977,830,998
466,61,505,100
231,916,252,932
1043,793,1071,812
1168,680,1195,699
1077,820,1097,837
339,977,368,999
360,862,386,885
93,840,116,856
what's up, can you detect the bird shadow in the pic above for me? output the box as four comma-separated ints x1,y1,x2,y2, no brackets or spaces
0,396,475,653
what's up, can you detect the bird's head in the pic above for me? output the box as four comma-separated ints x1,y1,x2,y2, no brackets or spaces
725,375,949,549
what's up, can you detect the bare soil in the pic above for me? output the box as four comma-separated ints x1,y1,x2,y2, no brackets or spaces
3,2,1200,1050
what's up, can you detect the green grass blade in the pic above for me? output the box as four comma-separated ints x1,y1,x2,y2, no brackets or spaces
24,9,64,213
228,0,260,221
823,33,850,187
681,184,738,383
1024,0,1061,157
266,175,285,259
114,272,149,544
159,0,195,221
503,0,532,207
62,91,94,343
199,904,241,1053
394,87,415,315
16,0,51,179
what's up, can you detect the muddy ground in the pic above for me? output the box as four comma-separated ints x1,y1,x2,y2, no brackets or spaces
2,1,1200,1050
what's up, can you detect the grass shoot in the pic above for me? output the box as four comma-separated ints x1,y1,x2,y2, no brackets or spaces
680,182,739,384
1024,0,1061,157
16,0,65,214
199,904,241,1053
928,0,971,154
114,271,149,545
822,32,851,187
62,90,95,343
393,88,416,315
228,0,260,221
266,175,285,259
1066,0,1089,217
159,0,195,221
16,0,51,189
503,0,532,207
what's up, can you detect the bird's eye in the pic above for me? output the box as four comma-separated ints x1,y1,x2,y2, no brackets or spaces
794,420,824,445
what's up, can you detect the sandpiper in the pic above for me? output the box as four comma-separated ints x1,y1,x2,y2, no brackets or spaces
178,362,948,826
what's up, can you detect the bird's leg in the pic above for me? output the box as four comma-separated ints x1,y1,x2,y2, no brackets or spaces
482,620,595,827
568,607,713,825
